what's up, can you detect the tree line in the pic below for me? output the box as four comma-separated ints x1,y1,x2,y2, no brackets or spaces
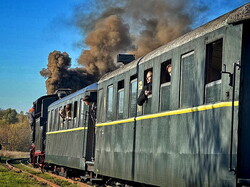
0,108,30,152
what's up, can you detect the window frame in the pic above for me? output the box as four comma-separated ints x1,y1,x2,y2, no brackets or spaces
117,80,125,120
106,84,114,121
129,77,138,117
204,38,223,104
179,50,195,108
205,38,223,85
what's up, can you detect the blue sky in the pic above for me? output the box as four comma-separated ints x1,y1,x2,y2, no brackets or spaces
0,0,248,113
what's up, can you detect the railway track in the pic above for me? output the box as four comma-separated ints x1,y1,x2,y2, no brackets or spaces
5,158,91,187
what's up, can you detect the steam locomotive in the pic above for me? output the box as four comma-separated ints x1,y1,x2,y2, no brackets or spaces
30,3,250,186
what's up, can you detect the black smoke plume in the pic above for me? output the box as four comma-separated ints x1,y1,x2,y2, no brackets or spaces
75,0,207,70
41,0,206,94
40,51,96,94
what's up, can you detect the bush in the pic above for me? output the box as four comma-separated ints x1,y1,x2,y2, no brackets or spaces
0,110,31,152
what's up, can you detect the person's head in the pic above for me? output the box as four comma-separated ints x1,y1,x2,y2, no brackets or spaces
82,95,92,105
166,64,172,76
66,104,71,110
146,71,153,84
29,107,34,113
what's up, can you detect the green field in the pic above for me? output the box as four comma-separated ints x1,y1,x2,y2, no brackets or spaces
0,157,78,187
0,157,48,187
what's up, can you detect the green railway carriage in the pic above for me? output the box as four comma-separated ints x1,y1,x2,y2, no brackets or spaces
95,4,250,186
45,83,97,172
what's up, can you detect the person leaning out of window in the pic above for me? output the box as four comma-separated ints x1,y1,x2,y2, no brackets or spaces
137,71,153,106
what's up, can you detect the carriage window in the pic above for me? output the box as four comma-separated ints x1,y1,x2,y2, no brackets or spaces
66,104,72,120
160,60,172,84
205,39,223,84
204,39,223,103
144,68,153,87
97,89,105,122
143,68,153,115
129,75,137,117
180,51,198,108
73,101,78,118
79,100,84,127
48,111,51,132
56,108,60,131
58,107,64,130
107,85,114,121
117,80,125,119
160,60,171,111
53,109,58,131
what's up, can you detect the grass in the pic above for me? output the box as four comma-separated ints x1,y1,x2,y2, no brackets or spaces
13,163,79,187
0,157,49,187
0,156,79,187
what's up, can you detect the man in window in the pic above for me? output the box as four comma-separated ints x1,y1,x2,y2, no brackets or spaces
137,71,153,106
59,106,66,120
166,64,172,77
82,95,97,123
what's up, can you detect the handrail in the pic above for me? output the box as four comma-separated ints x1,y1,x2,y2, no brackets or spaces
222,61,241,173
229,61,241,172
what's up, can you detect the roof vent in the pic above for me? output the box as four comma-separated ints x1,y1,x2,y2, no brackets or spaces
117,54,135,65
54,88,72,99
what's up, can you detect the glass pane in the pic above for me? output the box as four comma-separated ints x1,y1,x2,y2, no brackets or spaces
118,89,124,119
107,85,113,120
130,79,137,117
205,80,221,103
54,109,58,131
180,51,197,108
47,111,51,132
79,101,84,127
97,89,105,122
160,84,171,111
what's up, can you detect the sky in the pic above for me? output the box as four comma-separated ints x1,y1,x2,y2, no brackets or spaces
0,0,249,113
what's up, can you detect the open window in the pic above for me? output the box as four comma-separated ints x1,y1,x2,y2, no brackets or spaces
58,106,64,130
143,68,153,115
73,101,78,118
117,80,125,119
204,39,223,103
160,60,171,111
160,60,172,84
143,68,153,90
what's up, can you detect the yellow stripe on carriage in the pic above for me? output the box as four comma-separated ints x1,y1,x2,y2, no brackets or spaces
96,101,239,127
95,118,135,127
46,127,88,134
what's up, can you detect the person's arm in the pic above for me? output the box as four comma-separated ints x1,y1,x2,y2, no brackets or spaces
137,88,147,106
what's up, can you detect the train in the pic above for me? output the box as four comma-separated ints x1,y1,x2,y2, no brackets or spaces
30,3,250,186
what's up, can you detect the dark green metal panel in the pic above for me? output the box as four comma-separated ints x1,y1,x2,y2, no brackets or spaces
46,130,87,170
95,122,135,180
133,107,236,186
